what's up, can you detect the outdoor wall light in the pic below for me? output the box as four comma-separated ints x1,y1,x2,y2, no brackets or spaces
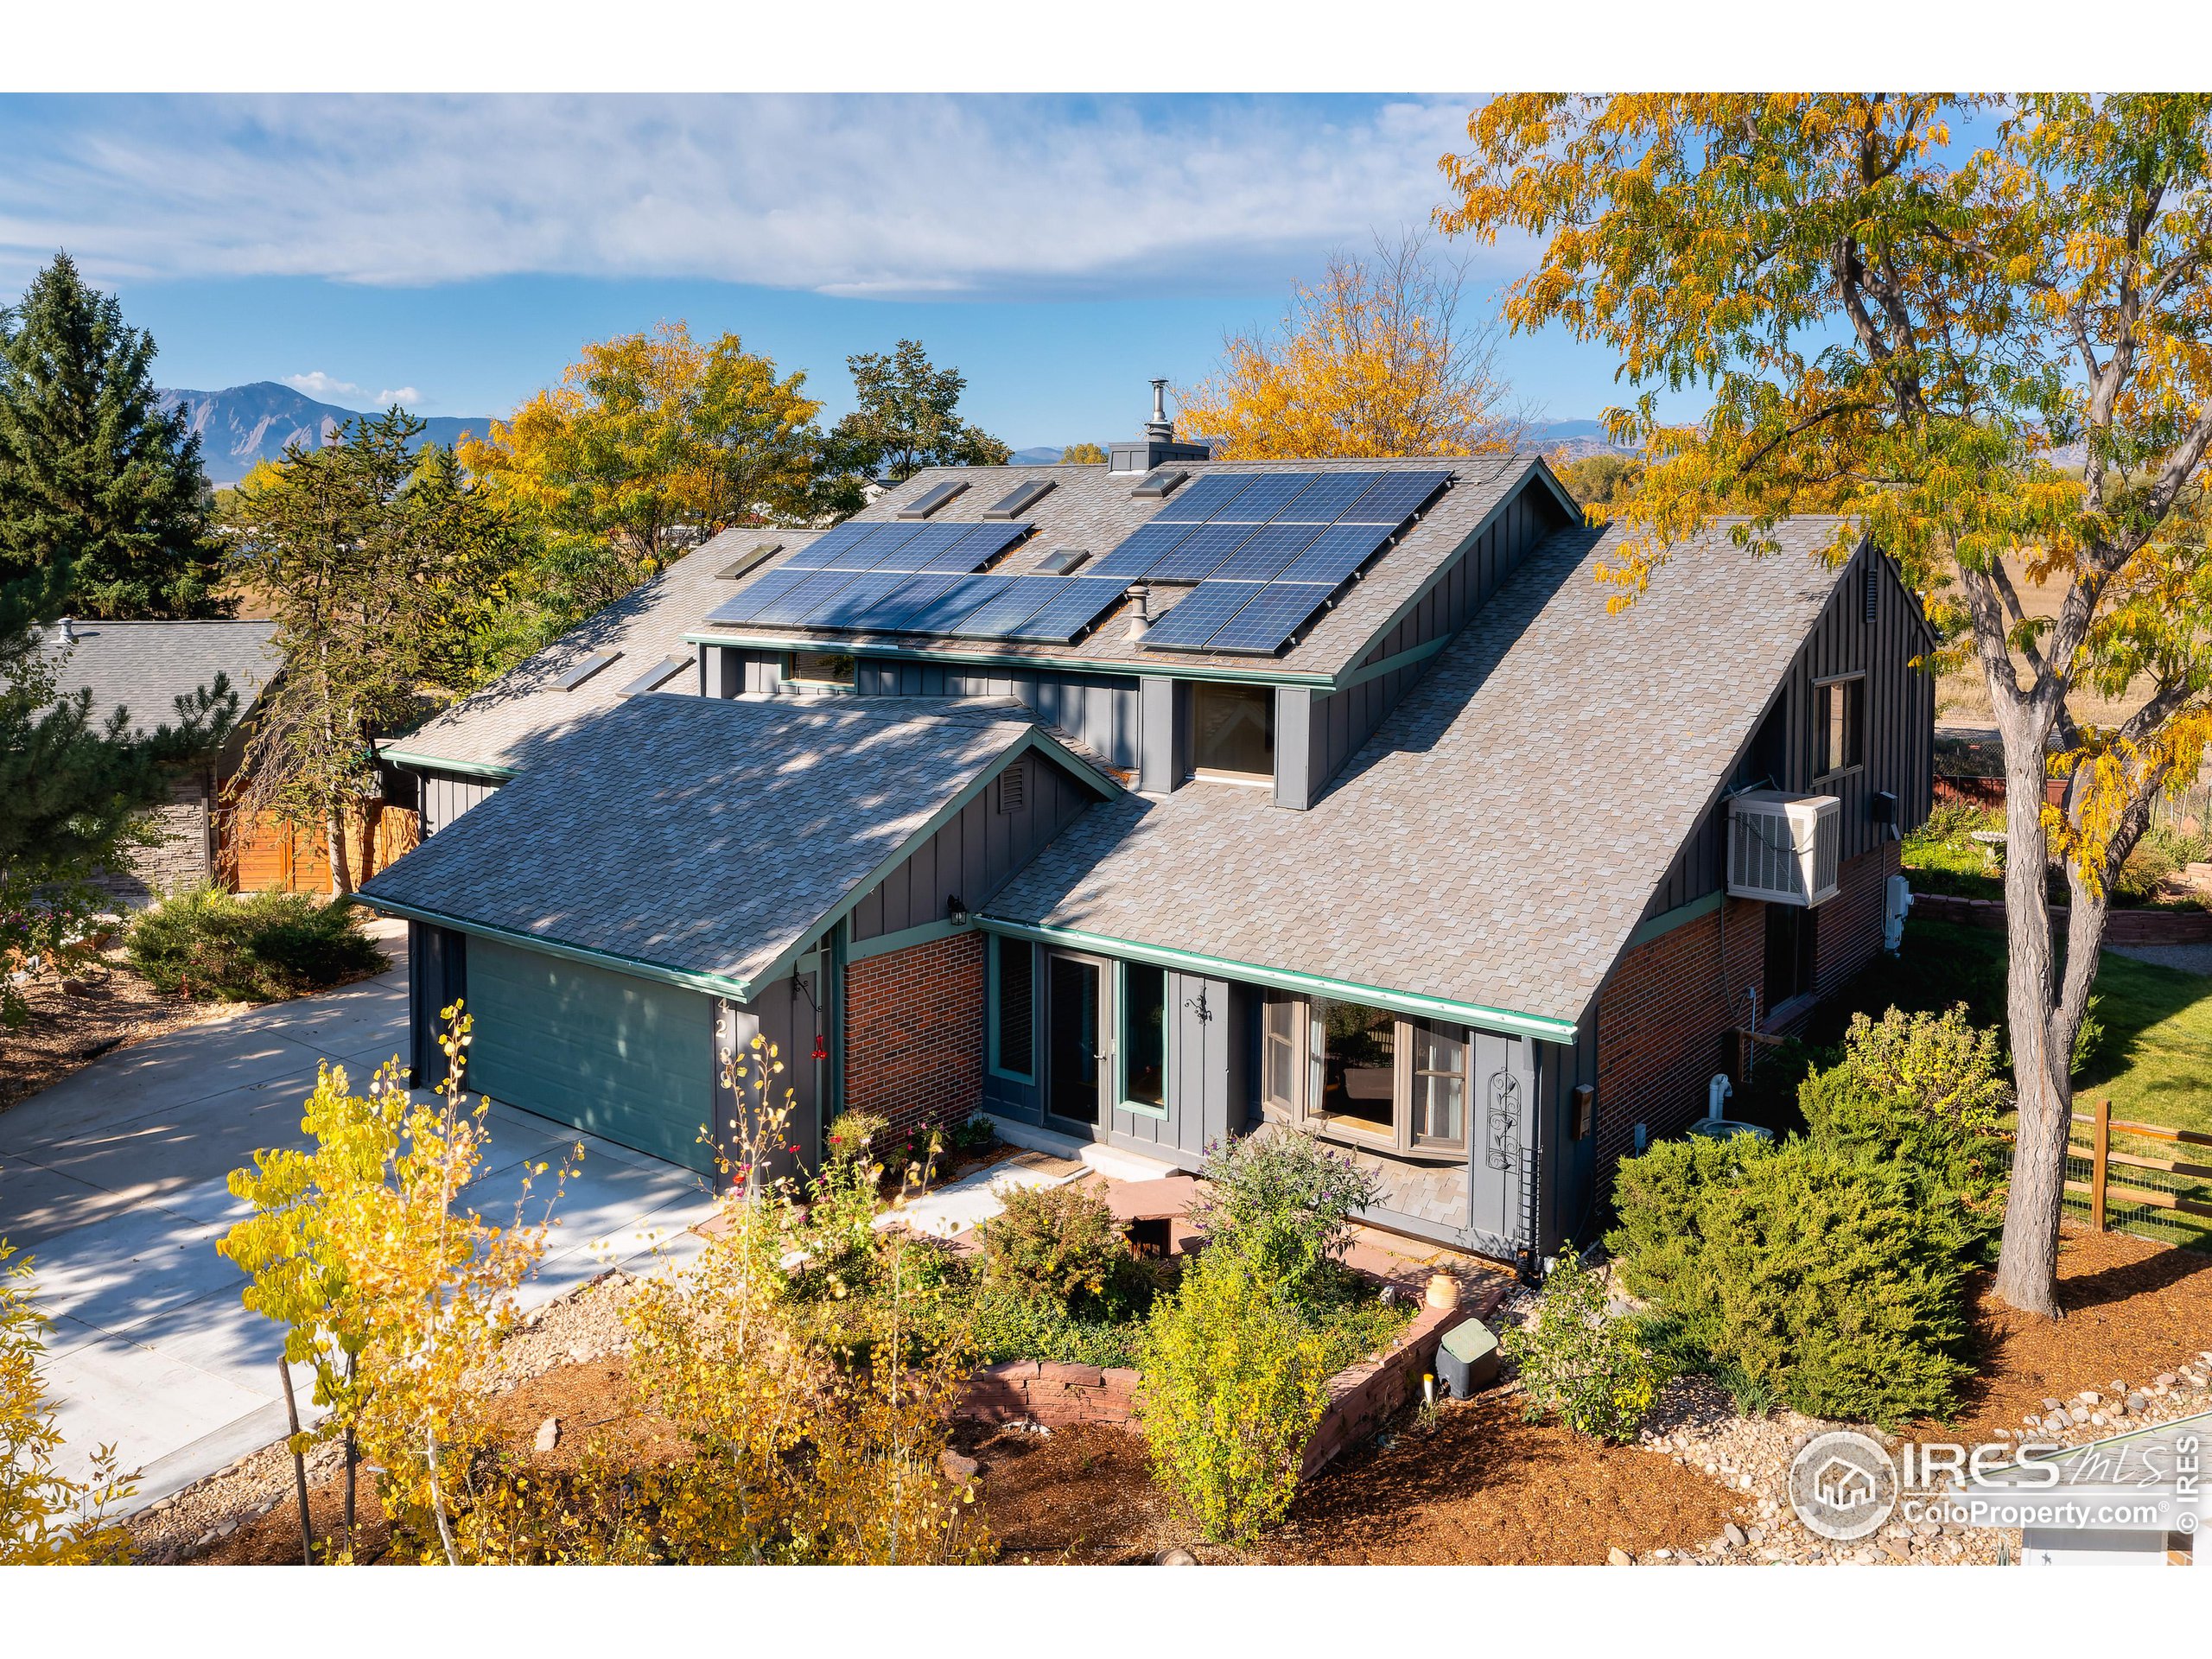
946,893,969,925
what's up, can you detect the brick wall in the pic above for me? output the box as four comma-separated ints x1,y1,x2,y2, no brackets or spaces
842,929,986,1142
1592,842,1896,1177
94,766,213,907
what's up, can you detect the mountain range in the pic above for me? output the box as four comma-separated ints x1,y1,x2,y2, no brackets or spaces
156,382,494,485
1011,421,1629,467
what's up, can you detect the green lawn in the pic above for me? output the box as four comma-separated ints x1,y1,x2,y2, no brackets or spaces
1814,918,2212,1136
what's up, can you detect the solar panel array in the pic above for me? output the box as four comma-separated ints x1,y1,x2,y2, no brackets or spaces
703,517,1128,645
701,465,1452,657
1117,468,1453,655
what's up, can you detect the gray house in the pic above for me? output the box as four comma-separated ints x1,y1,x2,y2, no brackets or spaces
359,425,1932,1268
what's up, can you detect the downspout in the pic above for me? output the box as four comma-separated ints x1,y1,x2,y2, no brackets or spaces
1519,1044,1546,1286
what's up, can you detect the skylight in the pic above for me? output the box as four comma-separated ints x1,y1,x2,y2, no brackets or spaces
616,654,695,696
984,479,1056,518
554,651,622,691
1132,467,1189,499
897,480,969,518
716,542,783,580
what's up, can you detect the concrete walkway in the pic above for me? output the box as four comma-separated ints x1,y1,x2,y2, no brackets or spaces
0,919,715,1511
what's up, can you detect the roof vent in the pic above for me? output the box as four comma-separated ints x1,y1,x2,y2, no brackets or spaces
1109,379,1211,477
898,479,970,518
1727,791,1841,906
55,615,76,645
1124,584,1154,642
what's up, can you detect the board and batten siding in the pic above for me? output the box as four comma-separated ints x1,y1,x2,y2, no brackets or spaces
1637,540,1936,922
1277,481,1575,809
715,646,1141,775
846,752,1099,945
1108,971,1250,1166
416,768,504,837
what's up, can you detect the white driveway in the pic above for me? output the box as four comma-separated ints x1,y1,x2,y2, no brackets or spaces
0,920,715,1510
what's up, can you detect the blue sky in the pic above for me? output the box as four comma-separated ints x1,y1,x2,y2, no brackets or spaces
0,93,1676,448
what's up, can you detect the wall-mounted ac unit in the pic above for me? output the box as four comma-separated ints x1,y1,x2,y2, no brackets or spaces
1727,791,1841,906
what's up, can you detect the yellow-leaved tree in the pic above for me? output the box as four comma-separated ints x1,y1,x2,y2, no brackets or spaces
1177,231,1523,460
220,1007,573,1561
0,1243,135,1563
1440,94,2212,1318
460,321,828,615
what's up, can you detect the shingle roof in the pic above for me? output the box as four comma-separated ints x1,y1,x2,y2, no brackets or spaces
686,454,1563,681
383,525,816,774
40,619,282,736
358,692,1056,995
987,518,1862,1033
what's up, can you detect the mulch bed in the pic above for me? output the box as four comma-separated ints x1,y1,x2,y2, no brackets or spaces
0,954,245,1112
1942,1224,2212,1441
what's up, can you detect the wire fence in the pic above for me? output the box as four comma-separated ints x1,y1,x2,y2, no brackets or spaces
1995,1104,2212,1250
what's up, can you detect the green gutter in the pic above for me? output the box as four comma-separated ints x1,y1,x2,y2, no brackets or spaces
354,893,756,1003
976,915,1578,1044
378,748,517,781
684,632,1338,690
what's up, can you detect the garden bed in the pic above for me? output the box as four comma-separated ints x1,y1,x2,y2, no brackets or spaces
0,949,246,1113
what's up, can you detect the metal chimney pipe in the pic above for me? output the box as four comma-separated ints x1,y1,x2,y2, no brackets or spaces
1145,379,1173,442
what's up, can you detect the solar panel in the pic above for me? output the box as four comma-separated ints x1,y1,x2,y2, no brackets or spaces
1143,522,1263,583
1152,474,1261,523
806,570,916,629
1088,520,1197,582
925,521,1030,572
839,574,966,632
1206,522,1325,582
999,578,1126,643
946,579,1059,639
1137,582,1266,652
897,479,969,518
895,573,1014,634
862,521,959,571
1201,582,1336,654
704,565,814,624
985,478,1056,518
836,518,933,569
1205,471,1323,522
782,523,876,569
745,568,874,626
1274,523,1395,587
1342,470,1453,524
1272,472,1387,522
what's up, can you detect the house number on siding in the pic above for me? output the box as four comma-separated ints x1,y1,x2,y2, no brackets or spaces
1484,1070,1522,1173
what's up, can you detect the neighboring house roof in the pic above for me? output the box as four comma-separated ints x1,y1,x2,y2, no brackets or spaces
358,692,1113,1000
686,453,1568,683
986,517,1863,1035
40,619,283,738
381,525,812,776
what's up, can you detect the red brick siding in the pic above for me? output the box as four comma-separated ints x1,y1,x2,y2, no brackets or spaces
1593,843,1895,1176
842,930,985,1144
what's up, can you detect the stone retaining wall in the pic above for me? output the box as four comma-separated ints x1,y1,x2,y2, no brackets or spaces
1298,1298,1463,1478
1913,891,2212,945
960,1359,1141,1428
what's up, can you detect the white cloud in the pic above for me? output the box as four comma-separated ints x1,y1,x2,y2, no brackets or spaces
283,371,420,408
0,95,1517,300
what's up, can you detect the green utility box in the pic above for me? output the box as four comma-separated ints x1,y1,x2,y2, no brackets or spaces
1436,1318,1500,1400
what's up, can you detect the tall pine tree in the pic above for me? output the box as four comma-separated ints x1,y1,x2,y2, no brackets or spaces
0,252,226,619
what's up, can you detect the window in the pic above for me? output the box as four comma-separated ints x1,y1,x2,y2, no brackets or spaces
991,936,1034,1078
1409,1020,1468,1149
1763,903,1817,1009
1192,681,1274,782
1262,991,1301,1119
788,651,856,687
1313,996,1396,1139
1122,963,1167,1112
1815,676,1865,776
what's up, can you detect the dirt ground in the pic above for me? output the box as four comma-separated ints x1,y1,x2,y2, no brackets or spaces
969,1405,1742,1567
0,953,244,1112
1943,1225,2212,1440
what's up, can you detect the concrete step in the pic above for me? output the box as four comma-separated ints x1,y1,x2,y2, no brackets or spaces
982,1114,1182,1185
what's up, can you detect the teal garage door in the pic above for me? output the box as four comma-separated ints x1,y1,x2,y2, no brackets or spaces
464,938,716,1174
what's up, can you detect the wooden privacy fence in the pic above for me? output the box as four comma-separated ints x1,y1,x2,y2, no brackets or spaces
2064,1100,2212,1237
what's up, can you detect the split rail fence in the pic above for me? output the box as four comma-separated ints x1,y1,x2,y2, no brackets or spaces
2061,1101,2212,1244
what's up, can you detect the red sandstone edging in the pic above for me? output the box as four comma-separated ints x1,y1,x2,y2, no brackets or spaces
1912,891,2212,945
949,1276,1511,1479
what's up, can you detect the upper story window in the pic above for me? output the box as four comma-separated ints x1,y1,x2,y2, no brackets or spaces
788,651,856,687
1192,681,1274,783
1815,674,1865,778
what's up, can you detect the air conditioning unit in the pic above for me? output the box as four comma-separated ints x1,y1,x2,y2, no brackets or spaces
1727,791,1841,906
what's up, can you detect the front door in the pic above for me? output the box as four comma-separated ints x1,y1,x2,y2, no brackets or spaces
1045,951,1107,1128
